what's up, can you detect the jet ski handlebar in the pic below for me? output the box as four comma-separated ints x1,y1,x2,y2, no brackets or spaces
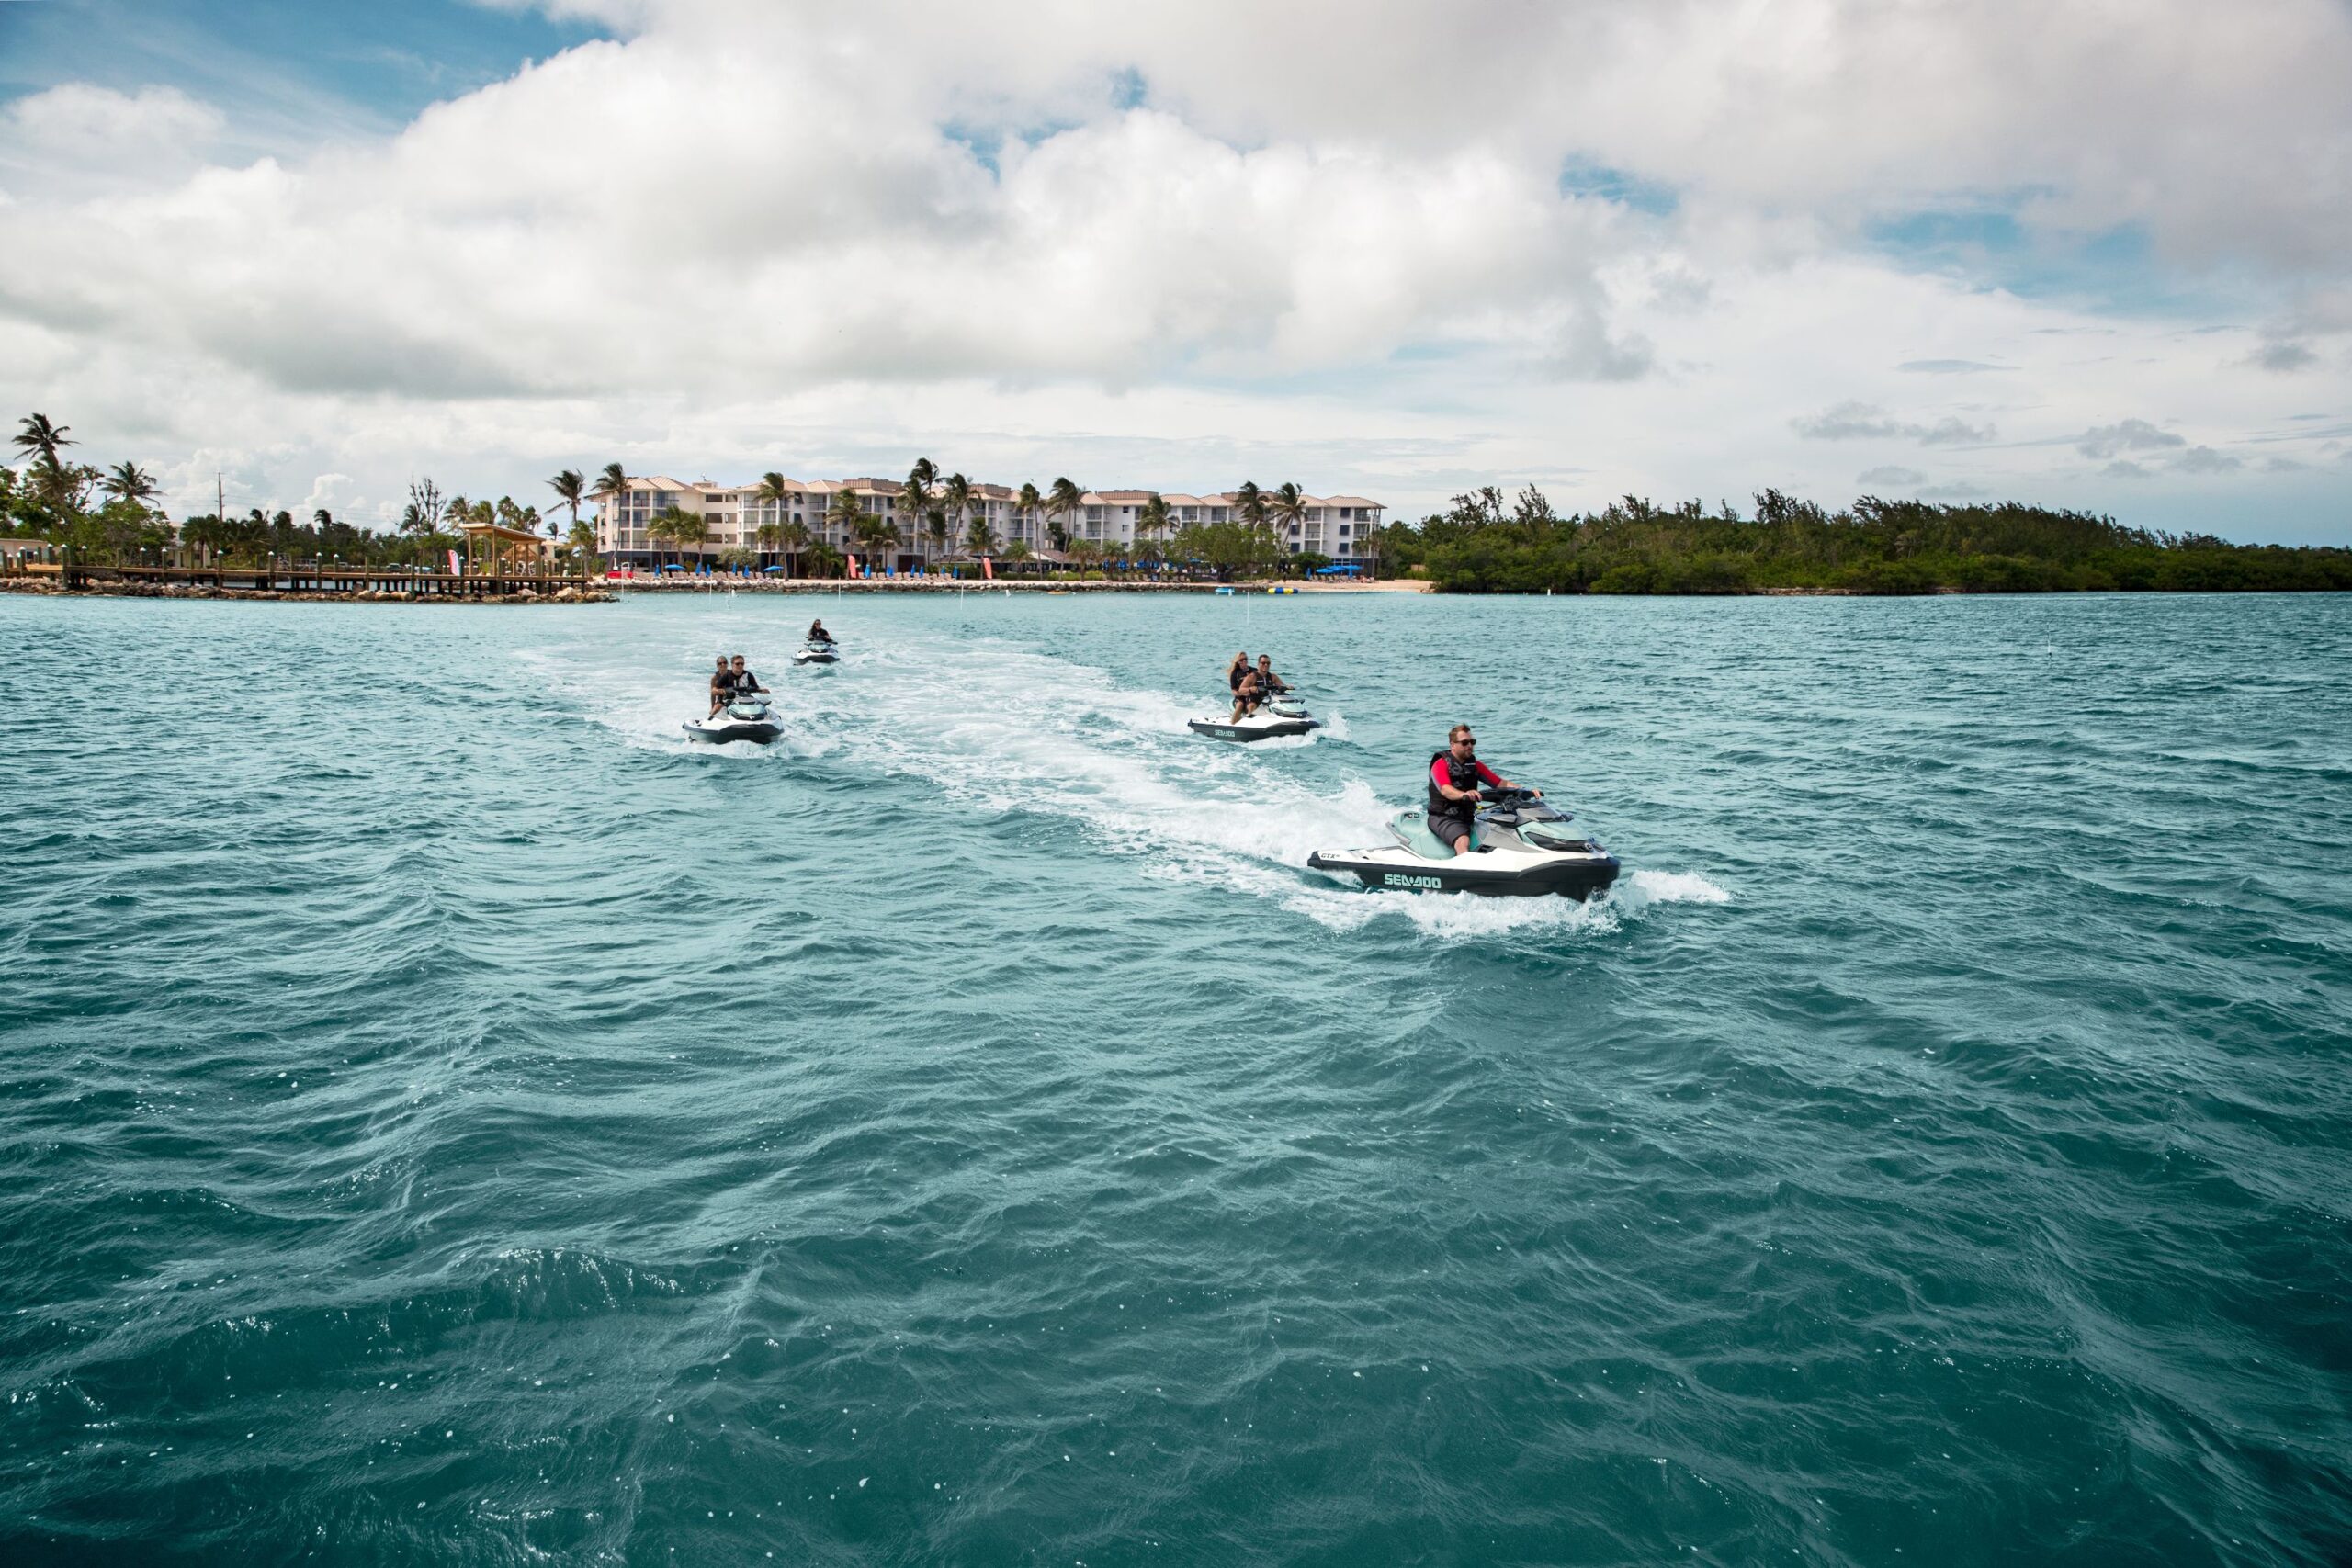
1476,786,1573,824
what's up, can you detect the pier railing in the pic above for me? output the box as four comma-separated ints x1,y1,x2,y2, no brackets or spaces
12,554,594,597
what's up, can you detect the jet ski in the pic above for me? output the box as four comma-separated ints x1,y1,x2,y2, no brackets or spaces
794,638,839,666
682,689,783,744
1188,688,1320,742
1308,787,1619,898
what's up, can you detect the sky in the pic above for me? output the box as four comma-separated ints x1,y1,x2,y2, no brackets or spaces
1,0,2347,542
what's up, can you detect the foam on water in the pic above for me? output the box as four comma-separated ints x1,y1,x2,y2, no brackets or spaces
560,625,1723,938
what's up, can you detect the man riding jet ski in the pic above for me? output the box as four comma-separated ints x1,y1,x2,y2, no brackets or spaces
1189,653,1320,741
684,655,782,743
1306,724,1618,897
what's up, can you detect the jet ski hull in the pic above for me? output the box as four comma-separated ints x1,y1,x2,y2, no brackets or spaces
1306,846,1620,898
683,717,783,744
1188,716,1321,742
794,651,838,665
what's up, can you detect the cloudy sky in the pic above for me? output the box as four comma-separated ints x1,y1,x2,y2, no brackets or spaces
2,0,2348,539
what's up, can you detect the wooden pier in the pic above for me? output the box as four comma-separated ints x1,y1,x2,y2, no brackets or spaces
16,558,599,600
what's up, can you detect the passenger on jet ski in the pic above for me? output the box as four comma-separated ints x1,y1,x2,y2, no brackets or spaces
1430,724,1538,852
1230,666,1266,724
708,654,737,716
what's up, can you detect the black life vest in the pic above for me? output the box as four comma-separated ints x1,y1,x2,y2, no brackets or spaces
1429,749,1478,818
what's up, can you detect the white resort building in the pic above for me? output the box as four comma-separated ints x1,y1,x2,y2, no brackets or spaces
594,476,1385,572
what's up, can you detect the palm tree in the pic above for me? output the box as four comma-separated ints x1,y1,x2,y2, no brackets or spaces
939,472,973,558
1234,480,1267,529
1270,481,1307,570
855,513,900,573
777,519,810,578
756,522,783,569
548,468,586,532
1016,480,1044,547
1136,494,1172,561
101,460,160,509
824,489,864,565
588,463,628,558
904,457,937,521
753,470,795,550
648,505,708,570
965,515,1000,558
12,412,73,469
1047,476,1082,556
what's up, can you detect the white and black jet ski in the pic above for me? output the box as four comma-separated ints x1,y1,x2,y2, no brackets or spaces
1188,688,1321,742
683,689,783,744
794,639,839,666
1308,787,1619,898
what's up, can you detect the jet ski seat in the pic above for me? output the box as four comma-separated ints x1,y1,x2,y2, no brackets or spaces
1391,813,1459,860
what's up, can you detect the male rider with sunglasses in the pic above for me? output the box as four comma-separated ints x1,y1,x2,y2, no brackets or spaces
1427,723,1539,853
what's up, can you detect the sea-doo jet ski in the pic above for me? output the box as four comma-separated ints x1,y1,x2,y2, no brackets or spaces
1308,787,1618,898
794,638,839,666
1188,689,1321,742
683,690,784,744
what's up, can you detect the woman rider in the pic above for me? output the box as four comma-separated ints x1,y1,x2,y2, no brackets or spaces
1231,659,1269,724
1428,723,1538,852
707,653,736,717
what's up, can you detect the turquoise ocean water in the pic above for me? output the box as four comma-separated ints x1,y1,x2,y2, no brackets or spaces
1,589,2346,1564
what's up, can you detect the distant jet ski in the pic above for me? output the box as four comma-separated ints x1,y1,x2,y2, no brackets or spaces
683,690,783,744
1309,787,1618,898
1188,688,1320,742
793,639,839,666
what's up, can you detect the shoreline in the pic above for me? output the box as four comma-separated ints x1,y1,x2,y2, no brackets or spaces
605,576,1430,594
0,577,614,605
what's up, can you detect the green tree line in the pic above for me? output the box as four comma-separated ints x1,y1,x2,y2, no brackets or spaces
1375,486,2352,594
6,412,605,572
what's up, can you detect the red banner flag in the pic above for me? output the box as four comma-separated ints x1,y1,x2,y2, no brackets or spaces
981,557,994,581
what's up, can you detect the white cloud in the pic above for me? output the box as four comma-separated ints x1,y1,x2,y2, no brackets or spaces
0,85,225,199
2076,419,2186,458
0,0,2346,537
1793,403,1995,446
2172,445,2243,474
